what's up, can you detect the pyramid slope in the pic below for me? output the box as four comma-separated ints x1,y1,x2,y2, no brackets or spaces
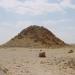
3,25,66,48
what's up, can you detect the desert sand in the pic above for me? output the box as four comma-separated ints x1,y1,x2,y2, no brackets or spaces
0,46,75,75
0,25,74,75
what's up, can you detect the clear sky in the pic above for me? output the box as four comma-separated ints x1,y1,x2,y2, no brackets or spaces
0,0,75,44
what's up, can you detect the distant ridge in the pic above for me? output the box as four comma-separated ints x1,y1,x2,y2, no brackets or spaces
3,25,66,48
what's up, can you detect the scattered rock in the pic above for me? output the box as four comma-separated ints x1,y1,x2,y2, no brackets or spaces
0,67,8,75
39,52,46,58
64,58,75,69
3,68,8,74
40,50,42,51
68,50,74,53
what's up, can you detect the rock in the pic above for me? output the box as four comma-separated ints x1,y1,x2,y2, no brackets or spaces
39,52,46,58
0,67,8,75
68,50,74,53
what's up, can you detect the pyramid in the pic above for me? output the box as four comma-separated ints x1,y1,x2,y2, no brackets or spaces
3,25,66,48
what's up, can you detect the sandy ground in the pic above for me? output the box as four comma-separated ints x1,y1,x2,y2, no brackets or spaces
0,47,75,75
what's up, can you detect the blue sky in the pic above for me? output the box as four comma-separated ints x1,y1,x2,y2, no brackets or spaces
0,0,75,44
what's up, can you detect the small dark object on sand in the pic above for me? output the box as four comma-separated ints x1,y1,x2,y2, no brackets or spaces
39,52,46,58
40,50,42,51
68,50,74,53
